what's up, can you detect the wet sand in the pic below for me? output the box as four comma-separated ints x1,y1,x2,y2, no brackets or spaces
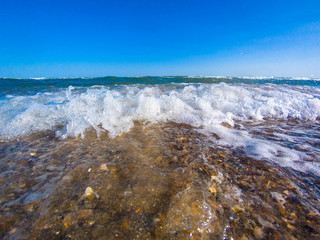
0,122,319,239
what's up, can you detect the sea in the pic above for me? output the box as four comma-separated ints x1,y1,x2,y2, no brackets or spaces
0,76,319,239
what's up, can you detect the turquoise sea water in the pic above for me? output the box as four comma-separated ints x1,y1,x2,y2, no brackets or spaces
1,76,320,96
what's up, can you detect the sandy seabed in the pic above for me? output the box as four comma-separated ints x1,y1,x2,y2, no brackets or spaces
0,122,319,240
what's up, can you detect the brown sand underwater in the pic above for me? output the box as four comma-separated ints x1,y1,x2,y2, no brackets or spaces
0,122,319,239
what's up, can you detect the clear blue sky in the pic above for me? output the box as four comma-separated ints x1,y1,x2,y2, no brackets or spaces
1,0,320,78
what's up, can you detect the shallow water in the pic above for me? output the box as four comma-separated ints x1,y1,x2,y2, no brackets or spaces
0,77,320,239
0,122,319,239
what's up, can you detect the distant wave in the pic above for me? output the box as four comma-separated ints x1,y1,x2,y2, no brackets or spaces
186,75,320,80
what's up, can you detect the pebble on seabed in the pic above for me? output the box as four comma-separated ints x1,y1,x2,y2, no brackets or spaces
84,187,94,196
100,164,108,171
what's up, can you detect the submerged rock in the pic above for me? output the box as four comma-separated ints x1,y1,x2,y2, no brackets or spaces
100,164,108,171
271,192,286,206
85,187,93,196
81,187,99,200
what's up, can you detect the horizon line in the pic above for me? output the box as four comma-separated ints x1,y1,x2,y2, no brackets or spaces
1,75,320,80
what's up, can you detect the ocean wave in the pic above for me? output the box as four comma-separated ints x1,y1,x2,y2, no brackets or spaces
1,83,319,139
1,83,320,175
187,76,320,80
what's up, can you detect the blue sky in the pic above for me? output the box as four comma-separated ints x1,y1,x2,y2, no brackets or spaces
0,0,320,78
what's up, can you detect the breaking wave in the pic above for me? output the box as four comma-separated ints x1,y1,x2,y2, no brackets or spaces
1,82,320,175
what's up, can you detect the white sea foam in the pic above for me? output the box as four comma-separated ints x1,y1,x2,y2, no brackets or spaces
29,77,47,80
1,83,320,175
186,76,320,81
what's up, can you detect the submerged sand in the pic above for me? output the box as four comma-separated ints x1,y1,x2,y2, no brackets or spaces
0,122,319,239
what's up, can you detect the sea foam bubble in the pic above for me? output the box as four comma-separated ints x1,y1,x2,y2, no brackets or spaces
1,83,319,138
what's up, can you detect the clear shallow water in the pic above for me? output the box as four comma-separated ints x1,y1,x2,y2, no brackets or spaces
0,77,320,239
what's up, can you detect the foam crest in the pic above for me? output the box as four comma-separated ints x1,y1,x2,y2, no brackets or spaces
203,124,320,176
1,83,319,139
